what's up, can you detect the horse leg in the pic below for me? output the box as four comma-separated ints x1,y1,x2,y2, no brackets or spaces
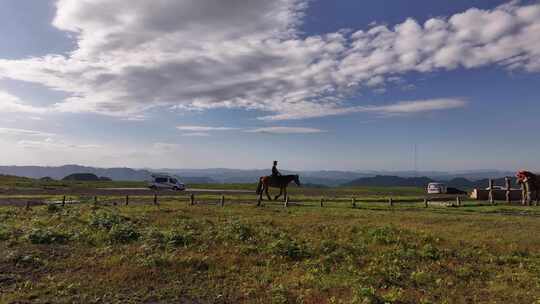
265,185,272,201
283,186,288,202
275,187,283,201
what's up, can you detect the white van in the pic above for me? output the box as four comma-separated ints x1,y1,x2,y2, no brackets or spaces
427,182,447,194
148,174,186,191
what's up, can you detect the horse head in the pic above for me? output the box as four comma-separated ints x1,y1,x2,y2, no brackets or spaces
294,174,301,187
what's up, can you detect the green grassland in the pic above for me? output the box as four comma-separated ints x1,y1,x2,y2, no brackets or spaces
1,175,540,303
1,198,540,303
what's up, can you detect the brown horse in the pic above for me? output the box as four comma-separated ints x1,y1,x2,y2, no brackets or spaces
516,170,539,205
256,175,301,202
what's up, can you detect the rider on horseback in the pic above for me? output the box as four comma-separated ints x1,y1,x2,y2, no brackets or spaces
272,161,282,177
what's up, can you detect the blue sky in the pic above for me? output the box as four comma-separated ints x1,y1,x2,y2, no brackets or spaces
0,0,539,171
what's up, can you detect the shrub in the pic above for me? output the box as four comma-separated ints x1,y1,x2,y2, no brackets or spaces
419,244,440,260
6,252,43,267
268,233,310,260
225,220,255,243
89,211,126,230
367,226,401,245
411,270,433,286
0,225,10,241
26,228,69,244
165,229,195,247
108,223,140,244
144,228,165,245
319,239,340,254
138,253,171,268
47,204,61,213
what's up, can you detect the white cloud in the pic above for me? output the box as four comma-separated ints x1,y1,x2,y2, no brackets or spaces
181,132,211,137
176,125,238,131
0,1,538,120
0,127,55,137
247,127,324,134
0,91,47,114
258,98,466,120
0,126,100,150
17,138,101,150
362,98,467,115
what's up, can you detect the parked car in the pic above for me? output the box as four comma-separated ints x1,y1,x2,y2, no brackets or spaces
427,182,447,194
148,174,186,191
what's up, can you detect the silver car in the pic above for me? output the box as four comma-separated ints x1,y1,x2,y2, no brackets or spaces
148,174,186,191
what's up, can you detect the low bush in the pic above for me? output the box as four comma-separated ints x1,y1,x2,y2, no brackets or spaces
165,229,195,247
366,226,402,245
0,225,11,240
419,244,440,260
26,228,69,244
108,223,140,244
89,211,126,230
267,233,310,260
6,251,43,268
46,204,61,213
224,220,256,243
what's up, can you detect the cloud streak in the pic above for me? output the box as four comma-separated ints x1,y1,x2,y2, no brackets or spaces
246,127,325,134
0,1,537,120
258,98,467,120
0,127,55,138
176,125,238,131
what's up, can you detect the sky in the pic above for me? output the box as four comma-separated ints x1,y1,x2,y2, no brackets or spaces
0,0,539,171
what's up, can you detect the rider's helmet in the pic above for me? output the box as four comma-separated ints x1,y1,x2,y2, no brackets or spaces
273,160,278,165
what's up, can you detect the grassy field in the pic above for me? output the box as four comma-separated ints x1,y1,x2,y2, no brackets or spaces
1,196,540,303
1,176,540,303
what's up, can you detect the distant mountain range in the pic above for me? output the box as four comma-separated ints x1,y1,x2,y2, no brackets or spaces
0,165,518,187
0,165,151,181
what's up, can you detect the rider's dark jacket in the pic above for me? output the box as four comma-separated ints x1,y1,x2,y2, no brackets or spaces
272,165,281,177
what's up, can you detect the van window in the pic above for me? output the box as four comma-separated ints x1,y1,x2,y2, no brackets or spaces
155,177,167,183
170,178,178,184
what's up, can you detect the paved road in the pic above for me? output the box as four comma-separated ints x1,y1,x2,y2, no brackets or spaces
0,187,254,196
102,187,253,193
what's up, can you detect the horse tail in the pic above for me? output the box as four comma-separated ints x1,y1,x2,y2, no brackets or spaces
256,178,263,195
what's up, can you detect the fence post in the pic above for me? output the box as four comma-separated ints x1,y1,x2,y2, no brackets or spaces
94,196,98,206
456,196,461,207
284,195,289,208
352,198,356,208
320,197,324,207
505,177,511,204
190,193,195,206
389,197,394,207
26,201,31,211
488,179,495,205
61,195,66,207
424,198,429,208
220,195,225,207
125,195,129,206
